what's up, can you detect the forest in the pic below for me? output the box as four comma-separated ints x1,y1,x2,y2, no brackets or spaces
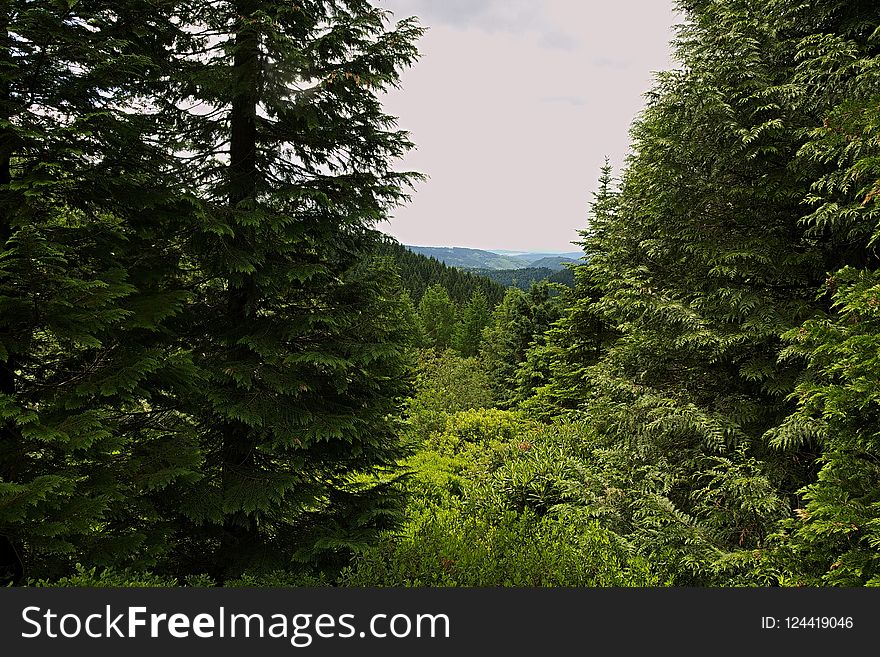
2,0,880,588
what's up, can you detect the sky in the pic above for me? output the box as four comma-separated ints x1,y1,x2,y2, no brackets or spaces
375,0,680,253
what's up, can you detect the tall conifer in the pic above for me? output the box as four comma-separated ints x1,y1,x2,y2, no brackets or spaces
0,1,201,582
160,1,423,577
547,0,833,583
764,0,880,585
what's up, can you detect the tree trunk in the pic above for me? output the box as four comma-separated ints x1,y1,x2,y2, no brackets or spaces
220,0,261,568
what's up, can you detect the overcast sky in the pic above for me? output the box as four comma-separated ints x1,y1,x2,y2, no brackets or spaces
375,0,680,252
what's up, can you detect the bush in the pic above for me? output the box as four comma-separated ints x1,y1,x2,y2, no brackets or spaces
30,564,213,587
405,350,494,438
342,505,659,587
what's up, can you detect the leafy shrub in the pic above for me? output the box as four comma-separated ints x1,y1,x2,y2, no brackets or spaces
30,564,213,587
342,505,659,587
405,350,494,438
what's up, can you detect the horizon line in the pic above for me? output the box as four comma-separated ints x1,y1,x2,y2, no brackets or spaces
403,243,584,254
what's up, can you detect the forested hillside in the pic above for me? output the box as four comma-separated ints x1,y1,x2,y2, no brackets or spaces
378,238,506,306
3,0,880,589
473,266,576,290
405,245,526,270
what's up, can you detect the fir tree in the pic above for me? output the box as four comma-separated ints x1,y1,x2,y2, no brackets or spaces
546,0,836,583
481,283,562,408
0,1,201,583
764,0,880,585
160,0,424,578
417,283,456,350
376,237,505,307
454,290,490,357
536,160,618,414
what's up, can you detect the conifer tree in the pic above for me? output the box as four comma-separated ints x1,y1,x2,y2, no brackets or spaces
417,283,456,350
159,0,424,578
482,283,562,408
454,290,490,357
0,1,204,583
546,0,838,583
374,238,505,307
763,0,880,585
535,160,617,413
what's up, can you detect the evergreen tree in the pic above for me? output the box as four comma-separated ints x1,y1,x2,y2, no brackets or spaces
0,0,201,583
481,282,562,408
377,237,505,307
159,0,424,578
473,267,576,291
454,290,490,357
536,160,618,414
546,0,838,583
763,0,880,585
417,283,456,350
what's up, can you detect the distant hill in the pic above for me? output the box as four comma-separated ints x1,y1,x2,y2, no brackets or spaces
405,245,584,271
406,246,526,270
375,238,579,304
493,249,583,264
527,256,579,271
378,239,506,306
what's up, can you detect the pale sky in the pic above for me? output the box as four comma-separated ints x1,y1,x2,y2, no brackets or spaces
376,0,679,252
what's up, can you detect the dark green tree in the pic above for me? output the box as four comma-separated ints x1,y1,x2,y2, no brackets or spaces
481,282,563,408
375,238,505,307
454,290,491,357
533,160,617,414
159,0,424,578
0,1,203,584
417,283,457,351
545,0,841,584
763,0,880,585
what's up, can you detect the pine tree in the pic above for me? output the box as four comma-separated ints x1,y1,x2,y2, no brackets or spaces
546,0,839,583
376,237,505,307
481,282,562,408
157,0,424,578
535,160,618,414
763,0,880,585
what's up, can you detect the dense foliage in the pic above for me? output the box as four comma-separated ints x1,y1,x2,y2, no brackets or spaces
532,0,880,585
378,238,506,306
8,0,880,588
1,0,423,584
471,267,575,290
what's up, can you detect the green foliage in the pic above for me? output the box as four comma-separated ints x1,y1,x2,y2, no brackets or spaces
473,267,576,290
342,507,658,587
453,290,491,357
0,0,203,583
404,350,494,438
143,0,427,580
10,0,880,591
378,238,505,307
344,407,659,587
417,284,457,350
758,0,880,586
1,0,425,585
31,564,214,588
481,283,564,407
531,161,618,416
768,271,880,586
536,0,880,585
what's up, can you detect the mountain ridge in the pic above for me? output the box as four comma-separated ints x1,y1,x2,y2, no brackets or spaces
405,245,583,271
